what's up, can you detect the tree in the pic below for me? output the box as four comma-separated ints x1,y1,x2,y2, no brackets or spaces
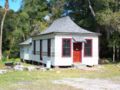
0,0,119,61
63,0,97,30
20,0,49,34
63,0,120,60
0,0,9,60
48,0,65,20
0,0,50,58
108,32,120,62
3,10,19,59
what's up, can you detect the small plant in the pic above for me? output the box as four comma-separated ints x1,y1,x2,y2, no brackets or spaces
0,59,5,69
2,56,8,62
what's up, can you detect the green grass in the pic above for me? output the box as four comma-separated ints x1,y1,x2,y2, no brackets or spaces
0,63,120,90
0,61,5,69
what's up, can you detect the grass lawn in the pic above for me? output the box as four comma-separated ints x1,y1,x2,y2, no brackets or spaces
0,63,120,90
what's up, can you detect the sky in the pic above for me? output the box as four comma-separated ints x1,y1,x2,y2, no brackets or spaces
0,0,22,12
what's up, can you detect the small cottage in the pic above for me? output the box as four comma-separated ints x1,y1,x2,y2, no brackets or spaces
20,16,100,66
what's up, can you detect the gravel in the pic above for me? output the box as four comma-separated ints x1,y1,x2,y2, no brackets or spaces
53,78,120,90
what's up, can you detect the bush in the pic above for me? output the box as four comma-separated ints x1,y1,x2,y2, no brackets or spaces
0,58,21,69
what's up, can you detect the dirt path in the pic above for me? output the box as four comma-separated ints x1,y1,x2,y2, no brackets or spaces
53,78,120,90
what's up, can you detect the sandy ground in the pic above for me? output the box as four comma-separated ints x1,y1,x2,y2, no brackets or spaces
53,78,120,90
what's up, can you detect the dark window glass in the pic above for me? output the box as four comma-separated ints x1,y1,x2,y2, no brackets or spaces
47,39,51,57
62,39,71,57
40,40,42,60
84,39,92,57
33,40,36,54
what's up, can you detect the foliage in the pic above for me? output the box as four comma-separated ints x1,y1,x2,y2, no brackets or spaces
0,0,120,61
0,0,50,58
20,0,49,33
108,32,120,48
48,0,65,20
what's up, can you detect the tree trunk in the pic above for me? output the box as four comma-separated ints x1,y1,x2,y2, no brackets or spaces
116,47,119,60
0,11,7,60
113,45,116,62
87,0,96,18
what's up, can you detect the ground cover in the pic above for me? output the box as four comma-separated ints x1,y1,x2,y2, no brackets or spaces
0,61,120,90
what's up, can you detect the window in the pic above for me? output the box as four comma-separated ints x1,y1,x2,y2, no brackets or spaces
47,39,51,57
84,39,92,57
33,40,36,54
62,39,71,57
40,40,42,60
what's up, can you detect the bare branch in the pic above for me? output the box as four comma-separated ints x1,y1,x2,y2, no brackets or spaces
87,0,96,18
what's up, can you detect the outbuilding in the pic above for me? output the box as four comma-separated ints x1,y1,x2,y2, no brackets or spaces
20,16,100,66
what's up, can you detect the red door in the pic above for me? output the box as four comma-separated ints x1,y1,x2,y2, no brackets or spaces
73,42,82,63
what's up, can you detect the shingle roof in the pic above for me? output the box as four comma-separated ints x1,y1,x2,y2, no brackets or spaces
40,16,97,35
19,38,32,45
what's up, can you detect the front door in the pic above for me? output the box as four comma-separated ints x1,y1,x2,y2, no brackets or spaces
73,42,82,63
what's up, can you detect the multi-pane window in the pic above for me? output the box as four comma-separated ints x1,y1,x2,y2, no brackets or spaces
84,39,92,57
62,39,71,57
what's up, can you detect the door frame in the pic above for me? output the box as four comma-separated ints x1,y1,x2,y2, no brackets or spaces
73,42,82,63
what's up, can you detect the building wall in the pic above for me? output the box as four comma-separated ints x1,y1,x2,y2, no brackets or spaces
20,45,32,60
20,34,99,66
54,35,73,66
31,40,40,62
31,37,55,65
81,36,99,65
54,34,99,66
